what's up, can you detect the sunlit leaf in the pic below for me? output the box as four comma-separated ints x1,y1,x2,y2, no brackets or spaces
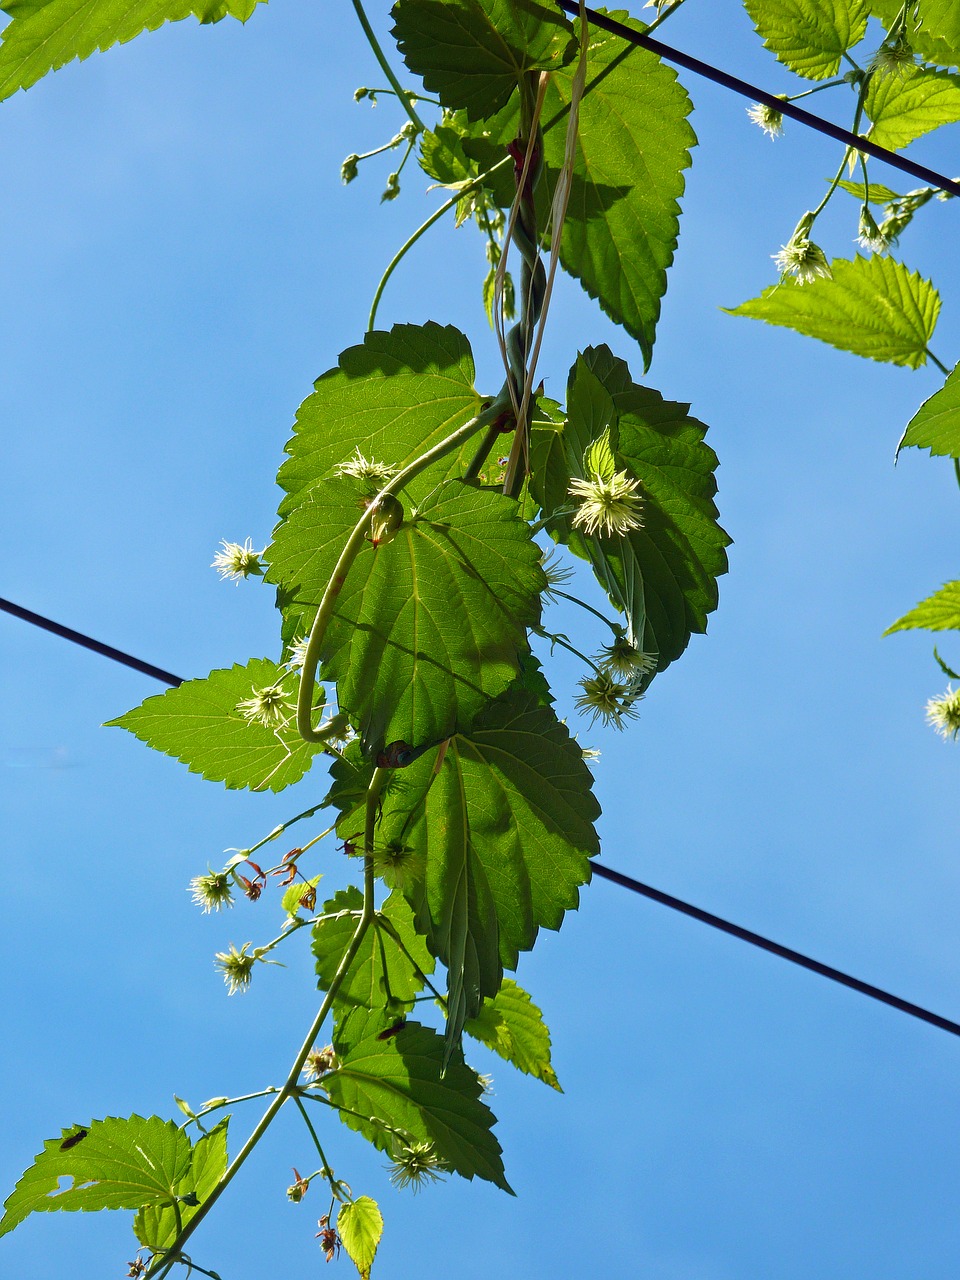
134,1120,229,1253
0,0,262,102
726,255,940,368
897,360,960,456
865,63,960,151
106,658,321,793
885,581,960,634
744,0,869,79
869,0,960,70
464,978,561,1089
337,1196,383,1280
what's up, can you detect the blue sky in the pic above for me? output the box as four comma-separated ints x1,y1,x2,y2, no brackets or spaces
2,1,960,1276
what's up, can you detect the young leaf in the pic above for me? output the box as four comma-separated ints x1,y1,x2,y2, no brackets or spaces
865,64,960,151
282,875,322,919
835,178,902,204
869,0,960,70
322,1011,513,1192
884,582,960,634
391,0,576,120
106,658,320,793
0,0,262,103
538,10,695,369
312,887,435,1012
897,360,960,457
726,255,940,368
0,1116,207,1237
337,1196,383,1280
744,0,869,80
268,480,546,758
133,1120,229,1253
532,347,729,669
464,978,561,1090
275,322,483,515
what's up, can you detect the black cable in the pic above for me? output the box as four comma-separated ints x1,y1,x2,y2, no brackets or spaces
3,594,959,1041
0,596,183,688
591,862,960,1038
555,1,960,200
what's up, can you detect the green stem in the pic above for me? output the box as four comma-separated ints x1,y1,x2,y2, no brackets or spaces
785,77,849,101
362,87,440,106
292,1094,339,1192
350,0,426,133
548,588,623,634
926,349,950,376
643,0,686,36
954,458,960,494
810,86,868,222
295,401,506,743
377,915,447,1005
531,624,601,673
368,191,464,331
237,803,328,860
144,776,385,1278
191,1087,281,1124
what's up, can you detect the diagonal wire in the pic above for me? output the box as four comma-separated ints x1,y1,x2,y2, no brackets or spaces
554,0,960,200
3,593,959,1040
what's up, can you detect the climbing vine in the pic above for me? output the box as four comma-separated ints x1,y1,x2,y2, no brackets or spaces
2,0,959,1276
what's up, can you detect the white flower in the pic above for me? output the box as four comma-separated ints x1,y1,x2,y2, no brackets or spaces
387,1140,449,1192
747,102,784,139
287,636,310,670
568,471,644,538
334,448,398,488
574,672,640,730
870,38,915,79
236,684,292,730
772,237,832,285
857,206,890,253
214,943,256,995
925,686,960,741
211,538,265,582
189,869,234,913
540,546,573,600
597,636,658,680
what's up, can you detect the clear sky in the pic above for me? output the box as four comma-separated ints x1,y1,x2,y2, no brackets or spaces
2,2,959,1277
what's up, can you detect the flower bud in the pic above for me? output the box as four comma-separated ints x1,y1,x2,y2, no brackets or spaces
381,171,401,202
367,492,404,545
340,154,360,184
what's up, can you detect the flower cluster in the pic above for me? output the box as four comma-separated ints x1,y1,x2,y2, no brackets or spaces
387,1139,449,1192
211,538,265,582
189,869,235,914
772,236,832,285
214,942,257,995
334,447,399,489
746,101,784,139
574,671,641,731
597,635,658,680
925,686,960,741
568,470,644,538
236,683,292,731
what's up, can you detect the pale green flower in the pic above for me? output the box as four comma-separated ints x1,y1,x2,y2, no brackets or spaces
925,686,960,741
773,237,832,284
568,471,644,538
387,1140,448,1192
189,869,234,914
211,538,265,582
746,101,784,139
237,684,291,730
214,943,256,995
870,37,915,78
574,672,640,730
598,636,658,680
334,448,398,488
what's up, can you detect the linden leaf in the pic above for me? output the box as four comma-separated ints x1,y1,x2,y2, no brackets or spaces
106,658,321,793
323,1011,512,1192
0,0,263,102
464,978,561,1089
744,0,869,80
0,1116,217,1238
726,255,940,368
898,361,960,457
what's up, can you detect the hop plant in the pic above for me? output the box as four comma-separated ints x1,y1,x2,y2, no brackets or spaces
387,1140,449,1192
574,672,640,730
236,684,292,730
925,686,960,741
746,101,784,139
772,236,832,284
568,470,644,538
214,943,256,995
189,869,235,914
211,538,265,582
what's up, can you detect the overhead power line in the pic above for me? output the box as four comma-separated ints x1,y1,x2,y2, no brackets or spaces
554,0,960,200
3,594,958,1041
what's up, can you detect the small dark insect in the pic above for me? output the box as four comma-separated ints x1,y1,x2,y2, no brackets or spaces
60,1128,88,1150
377,1018,407,1041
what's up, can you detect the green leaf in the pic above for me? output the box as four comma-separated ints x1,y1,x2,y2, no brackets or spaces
312,887,435,1012
106,658,320,793
282,874,321,918
898,360,960,456
337,1196,383,1280
726,255,940,368
133,1120,229,1253
464,978,561,1089
532,347,729,669
275,323,483,516
869,0,960,70
885,581,960,634
323,1011,512,1192
865,64,960,151
336,689,598,1055
268,479,545,758
391,0,576,120
0,0,262,103
0,1116,213,1237
539,10,695,369
744,0,869,79
836,177,902,203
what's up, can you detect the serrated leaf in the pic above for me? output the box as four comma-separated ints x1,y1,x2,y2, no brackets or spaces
0,0,262,103
391,0,575,120
538,10,695,369
532,347,729,669
323,1011,512,1192
464,978,561,1089
836,177,902,203
0,1116,206,1237
337,1196,383,1280
133,1120,229,1253
313,887,435,1012
898,360,960,456
268,479,545,758
726,255,940,368
744,0,869,79
106,658,320,793
865,63,960,151
885,582,960,634
870,0,960,70
276,323,483,516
